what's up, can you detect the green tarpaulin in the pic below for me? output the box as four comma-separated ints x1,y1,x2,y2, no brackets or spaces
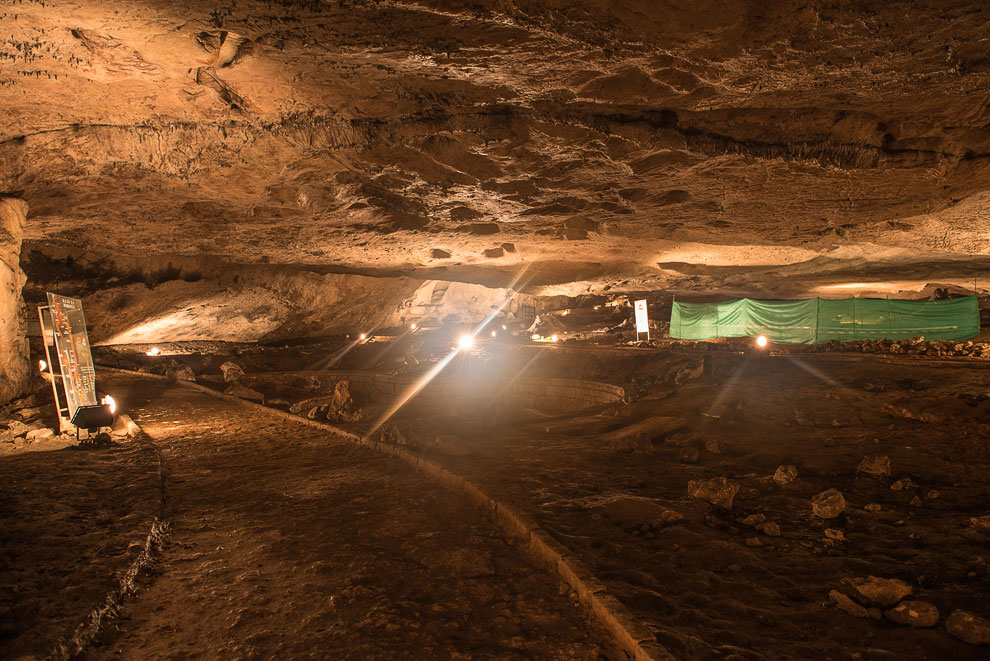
670,296,979,344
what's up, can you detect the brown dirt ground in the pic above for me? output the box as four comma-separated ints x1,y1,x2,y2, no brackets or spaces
80,373,619,660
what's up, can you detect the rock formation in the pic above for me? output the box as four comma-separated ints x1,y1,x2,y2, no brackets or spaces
0,197,29,405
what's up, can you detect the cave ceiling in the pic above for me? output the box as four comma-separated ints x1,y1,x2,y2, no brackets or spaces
4,0,990,298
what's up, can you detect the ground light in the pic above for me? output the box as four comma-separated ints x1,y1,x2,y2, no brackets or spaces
102,394,117,414
551,334,559,342
359,333,367,341
38,359,46,371
491,330,497,337
458,334,474,350
410,323,417,330
146,347,161,356
756,335,768,348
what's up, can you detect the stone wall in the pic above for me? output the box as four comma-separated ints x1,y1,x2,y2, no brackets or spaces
0,197,29,404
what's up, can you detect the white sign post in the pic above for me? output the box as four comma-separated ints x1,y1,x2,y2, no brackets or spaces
634,299,650,341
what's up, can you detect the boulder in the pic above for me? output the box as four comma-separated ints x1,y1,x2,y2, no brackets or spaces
884,601,939,627
839,576,912,607
687,477,740,510
857,455,891,478
220,361,245,383
25,428,54,441
811,488,845,519
830,590,868,618
483,246,504,258
430,248,452,259
772,465,797,487
166,365,196,381
224,384,265,403
946,610,990,645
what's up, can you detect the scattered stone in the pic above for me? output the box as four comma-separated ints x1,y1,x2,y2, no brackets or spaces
811,488,846,519
970,516,990,534
758,521,781,537
430,248,451,259
824,528,845,542
705,439,721,454
687,476,740,510
839,576,912,607
864,503,882,513
857,455,891,478
830,590,869,618
926,489,940,500
224,384,264,403
220,361,245,383
884,600,939,627
772,465,798,487
660,509,684,525
946,610,990,645
166,365,196,381
910,496,923,507
500,242,516,253
727,564,742,573
741,513,766,527
890,478,917,491
745,537,762,547
678,446,699,463
25,428,54,441
483,246,504,258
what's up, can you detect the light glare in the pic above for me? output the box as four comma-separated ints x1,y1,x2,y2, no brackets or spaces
458,335,474,350
103,394,117,415
491,330,497,337
146,347,161,356
551,334,559,342
39,359,47,371
756,335,768,347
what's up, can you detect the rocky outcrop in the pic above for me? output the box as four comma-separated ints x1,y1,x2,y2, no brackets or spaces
0,197,29,405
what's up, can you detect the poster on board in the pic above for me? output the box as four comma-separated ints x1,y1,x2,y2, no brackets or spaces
634,299,650,340
46,292,98,421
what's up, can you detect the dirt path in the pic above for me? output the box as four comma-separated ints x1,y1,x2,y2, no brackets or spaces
88,373,617,660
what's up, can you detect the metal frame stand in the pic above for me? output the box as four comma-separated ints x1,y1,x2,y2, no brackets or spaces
38,305,73,433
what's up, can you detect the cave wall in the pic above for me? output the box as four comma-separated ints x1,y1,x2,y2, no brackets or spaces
0,197,29,404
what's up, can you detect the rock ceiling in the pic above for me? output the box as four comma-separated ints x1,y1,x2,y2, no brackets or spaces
4,0,990,298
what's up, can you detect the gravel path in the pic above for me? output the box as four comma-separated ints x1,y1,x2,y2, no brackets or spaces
87,372,616,660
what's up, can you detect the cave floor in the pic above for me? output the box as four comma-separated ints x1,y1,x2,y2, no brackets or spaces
6,373,618,660
379,352,990,659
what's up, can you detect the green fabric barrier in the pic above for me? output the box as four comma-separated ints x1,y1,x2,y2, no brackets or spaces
670,296,979,344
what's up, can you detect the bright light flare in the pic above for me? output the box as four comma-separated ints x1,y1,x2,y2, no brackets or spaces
146,347,161,356
359,333,367,341
458,334,474,350
551,334,559,342
102,394,117,415
756,335,768,348
491,330,497,337
410,323,417,330
531,333,541,341
39,359,47,372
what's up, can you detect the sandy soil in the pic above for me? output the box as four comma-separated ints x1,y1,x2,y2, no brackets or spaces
80,373,618,660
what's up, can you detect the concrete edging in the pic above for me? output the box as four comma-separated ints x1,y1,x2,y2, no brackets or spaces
97,366,668,661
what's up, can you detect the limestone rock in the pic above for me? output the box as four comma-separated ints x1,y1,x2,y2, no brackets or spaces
687,477,740,510
25,428,54,441
166,365,196,381
811,488,845,519
857,455,891,478
483,246,504,258
884,600,938,627
970,516,990,534
830,590,868,618
758,521,780,537
224,384,265,403
0,197,29,406
772,465,797,487
839,576,912,607
946,610,990,645
220,361,245,383
430,248,451,259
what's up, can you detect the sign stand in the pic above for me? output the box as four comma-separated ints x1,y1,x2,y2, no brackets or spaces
634,299,650,342
38,293,100,435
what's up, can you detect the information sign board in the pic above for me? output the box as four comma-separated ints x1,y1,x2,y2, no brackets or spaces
46,293,97,421
634,299,650,340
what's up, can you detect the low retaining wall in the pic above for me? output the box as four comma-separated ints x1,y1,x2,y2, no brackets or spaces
242,370,625,413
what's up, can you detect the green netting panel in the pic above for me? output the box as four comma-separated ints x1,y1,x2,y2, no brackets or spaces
671,296,978,344
816,296,979,342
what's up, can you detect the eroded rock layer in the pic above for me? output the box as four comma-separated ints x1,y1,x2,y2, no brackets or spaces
0,197,29,403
